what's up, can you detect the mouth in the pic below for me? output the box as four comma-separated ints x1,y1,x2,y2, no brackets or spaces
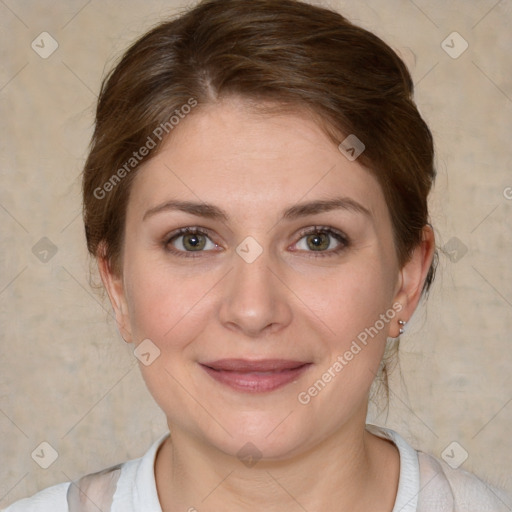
199,359,312,393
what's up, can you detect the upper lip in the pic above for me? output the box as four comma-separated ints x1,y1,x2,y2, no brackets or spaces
201,359,310,372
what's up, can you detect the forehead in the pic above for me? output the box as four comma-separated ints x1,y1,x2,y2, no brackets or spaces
128,98,387,222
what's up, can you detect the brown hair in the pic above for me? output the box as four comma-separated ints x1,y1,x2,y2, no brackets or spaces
82,0,436,286
84,0,437,307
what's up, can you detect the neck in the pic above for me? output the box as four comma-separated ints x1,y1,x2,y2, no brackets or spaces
155,415,399,512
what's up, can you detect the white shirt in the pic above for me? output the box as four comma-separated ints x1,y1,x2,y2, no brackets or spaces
3,425,511,511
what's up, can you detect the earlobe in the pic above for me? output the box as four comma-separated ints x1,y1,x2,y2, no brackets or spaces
97,253,133,344
392,225,435,335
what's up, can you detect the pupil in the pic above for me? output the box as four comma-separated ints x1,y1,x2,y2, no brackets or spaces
184,233,205,250
308,232,328,251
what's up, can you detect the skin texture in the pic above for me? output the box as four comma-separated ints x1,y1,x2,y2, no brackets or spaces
99,97,435,511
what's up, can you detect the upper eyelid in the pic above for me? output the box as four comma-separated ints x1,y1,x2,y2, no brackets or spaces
166,226,215,240
297,225,347,239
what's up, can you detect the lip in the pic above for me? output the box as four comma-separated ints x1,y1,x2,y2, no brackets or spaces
200,359,312,393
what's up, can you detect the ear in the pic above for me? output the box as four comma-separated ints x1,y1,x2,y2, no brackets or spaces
97,248,133,344
392,225,435,335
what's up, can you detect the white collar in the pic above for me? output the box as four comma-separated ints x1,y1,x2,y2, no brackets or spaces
128,425,419,512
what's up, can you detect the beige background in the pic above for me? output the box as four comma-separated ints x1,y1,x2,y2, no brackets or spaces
1,0,511,506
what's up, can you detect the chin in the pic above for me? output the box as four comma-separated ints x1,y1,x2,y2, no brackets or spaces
198,408,324,462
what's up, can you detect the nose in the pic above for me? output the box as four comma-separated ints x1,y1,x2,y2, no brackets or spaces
218,244,293,338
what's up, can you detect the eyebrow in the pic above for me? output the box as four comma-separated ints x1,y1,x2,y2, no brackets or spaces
142,196,371,222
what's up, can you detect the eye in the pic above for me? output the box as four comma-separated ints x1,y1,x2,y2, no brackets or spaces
164,226,348,259
165,227,219,256
293,226,349,256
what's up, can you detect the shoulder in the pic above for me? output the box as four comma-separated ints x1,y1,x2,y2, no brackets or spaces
2,462,133,512
0,465,124,512
417,450,512,512
2,433,168,512
1,482,70,512
366,424,512,512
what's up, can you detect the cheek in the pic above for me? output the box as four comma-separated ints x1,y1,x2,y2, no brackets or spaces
290,261,398,430
122,255,217,346
296,257,397,386
121,258,220,424
295,256,396,343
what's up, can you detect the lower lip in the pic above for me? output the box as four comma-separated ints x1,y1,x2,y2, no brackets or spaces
200,364,312,393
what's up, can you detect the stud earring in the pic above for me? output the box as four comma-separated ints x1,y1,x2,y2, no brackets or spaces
398,320,406,336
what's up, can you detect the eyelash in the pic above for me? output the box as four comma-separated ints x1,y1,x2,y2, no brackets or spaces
163,226,350,259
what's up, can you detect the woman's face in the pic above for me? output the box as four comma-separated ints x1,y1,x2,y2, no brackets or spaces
103,98,421,459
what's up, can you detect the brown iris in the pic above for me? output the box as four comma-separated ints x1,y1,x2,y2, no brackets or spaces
306,232,330,251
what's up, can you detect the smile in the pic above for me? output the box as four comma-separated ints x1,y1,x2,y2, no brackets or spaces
200,359,312,393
